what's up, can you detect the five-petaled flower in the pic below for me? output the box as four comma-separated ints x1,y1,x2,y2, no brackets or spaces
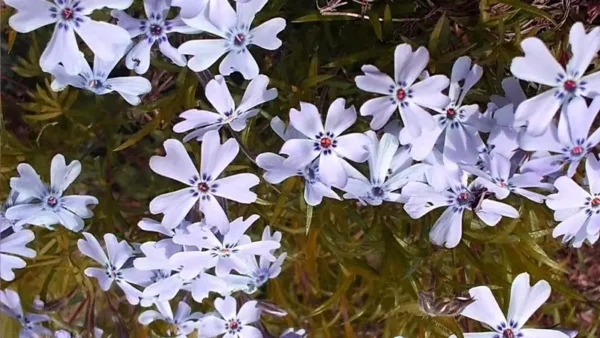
510,22,600,136
149,133,259,233
112,0,199,74
170,214,281,278
6,154,99,232
455,273,570,338
355,44,450,136
408,56,486,164
0,228,36,282
198,296,263,338
175,75,278,142
6,0,133,75
518,97,600,178
179,0,286,79
0,289,52,338
547,154,600,248
50,52,152,106
138,300,204,337
78,232,153,305
279,99,370,189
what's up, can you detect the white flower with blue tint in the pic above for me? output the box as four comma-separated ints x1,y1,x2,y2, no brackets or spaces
5,0,133,75
0,289,52,338
510,22,600,136
149,133,259,233
408,56,485,164
462,153,551,204
546,154,600,248
198,296,262,338
341,131,428,206
454,273,570,338
257,118,340,206
175,75,278,142
281,328,307,338
0,228,36,281
112,0,199,74
6,154,99,232
403,168,519,248
179,0,286,79
77,232,153,305
279,99,370,189
139,300,204,337
50,52,152,106
518,97,600,177
355,44,450,135
170,215,281,278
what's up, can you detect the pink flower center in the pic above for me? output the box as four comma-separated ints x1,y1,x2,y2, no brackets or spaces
47,196,58,207
571,145,584,155
503,329,515,338
150,24,162,36
498,181,505,188
234,33,246,46
228,320,238,330
197,182,209,192
446,108,456,119
396,89,406,101
62,8,74,20
220,248,230,255
563,79,577,92
592,197,600,207
320,137,332,148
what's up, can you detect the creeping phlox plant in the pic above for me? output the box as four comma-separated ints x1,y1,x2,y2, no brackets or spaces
1,0,599,337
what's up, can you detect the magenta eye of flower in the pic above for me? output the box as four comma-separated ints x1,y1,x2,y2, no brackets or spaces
571,145,584,155
47,196,58,207
563,79,577,92
197,182,210,192
320,137,332,148
446,108,456,118
396,88,406,101
592,197,600,207
503,329,515,338
458,192,469,201
234,33,246,46
62,8,74,20
150,24,162,36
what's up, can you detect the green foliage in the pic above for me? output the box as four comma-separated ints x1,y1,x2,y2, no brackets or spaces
2,0,599,337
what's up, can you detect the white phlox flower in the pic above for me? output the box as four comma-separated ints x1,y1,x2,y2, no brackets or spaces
6,154,99,232
5,0,133,75
0,227,36,282
198,296,262,338
179,0,286,79
174,75,278,142
0,289,52,338
139,300,204,338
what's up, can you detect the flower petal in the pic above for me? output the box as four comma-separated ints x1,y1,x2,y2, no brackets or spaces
566,23,600,80
429,207,464,248
513,89,562,136
519,329,570,338
84,267,113,291
214,296,237,320
50,154,81,195
40,26,83,75
507,273,551,328
319,153,347,188
400,46,429,87
510,37,565,86
201,131,240,179
324,98,356,136
110,10,144,37
355,65,395,95
409,75,450,109
250,17,285,50
546,176,589,210
150,139,200,185
461,286,506,329
335,133,370,163
10,163,46,200
78,232,109,265
219,49,259,80
212,174,259,203
237,300,260,325
359,97,397,130
256,153,298,184
199,194,230,233
5,0,57,33
237,75,278,112
179,39,228,72
104,76,152,105
74,18,130,62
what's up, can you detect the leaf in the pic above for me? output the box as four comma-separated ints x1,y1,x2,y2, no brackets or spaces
113,111,162,151
429,14,447,56
324,46,394,68
309,274,354,316
24,112,63,121
493,0,556,25
383,5,393,36
306,204,314,235
293,13,356,23
270,177,296,224
367,9,383,41
300,74,334,89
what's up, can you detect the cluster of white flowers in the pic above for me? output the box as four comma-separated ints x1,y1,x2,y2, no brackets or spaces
3,0,599,336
